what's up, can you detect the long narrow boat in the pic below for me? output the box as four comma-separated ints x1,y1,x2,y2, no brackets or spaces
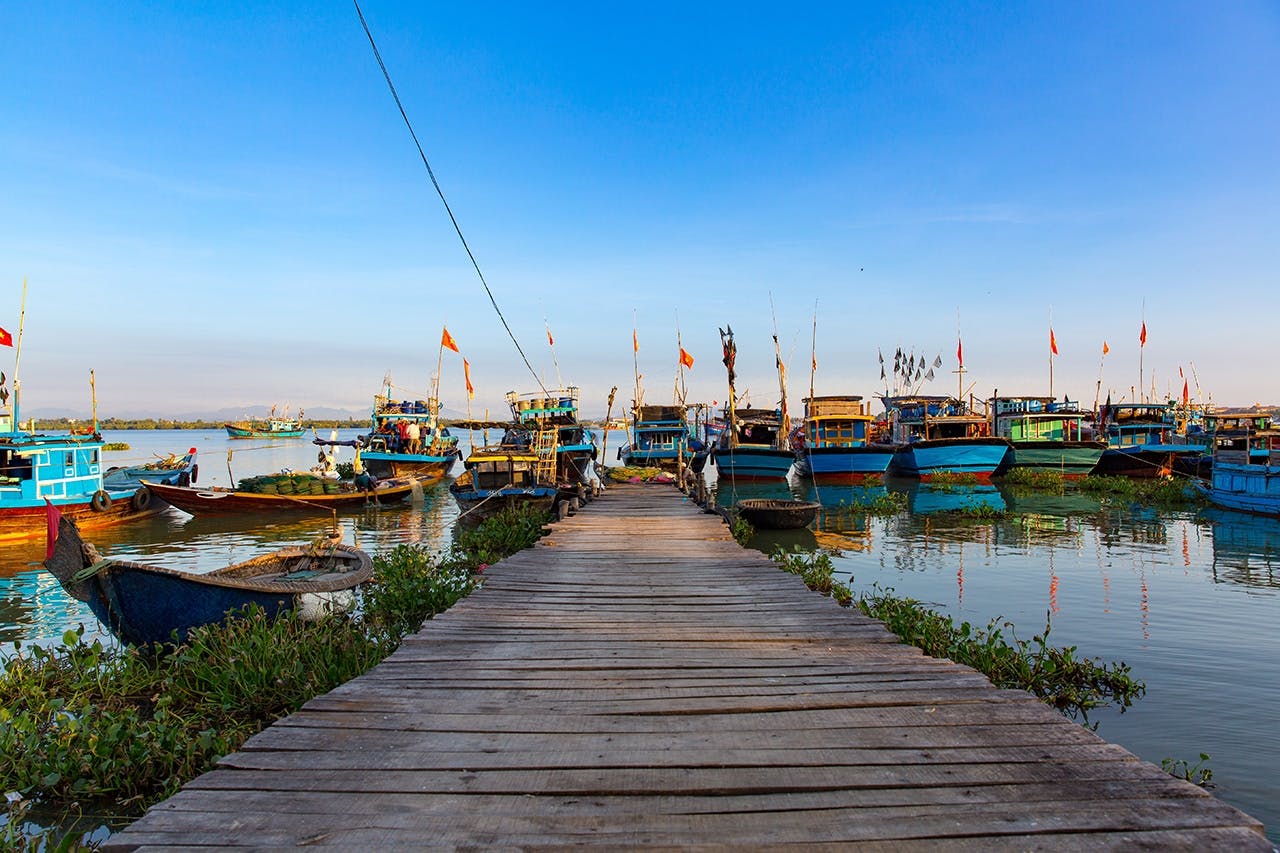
44,515,372,646
991,396,1105,479
881,395,1010,482
223,407,304,439
792,395,897,483
1196,430,1280,517
1093,401,1207,478
146,476,417,517
359,388,459,483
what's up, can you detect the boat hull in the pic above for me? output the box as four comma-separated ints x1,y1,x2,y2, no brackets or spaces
146,480,416,516
890,439,1010,482
224,426,304,439
0,490,163,542
1094,445,1206,479
1200,461,1280,518
448,485,557,522
793,446,896,483
360,450,458,483
711,446,795,482
1006,441,1106,479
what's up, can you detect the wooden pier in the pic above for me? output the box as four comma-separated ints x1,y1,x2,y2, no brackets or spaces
107,483,1268,849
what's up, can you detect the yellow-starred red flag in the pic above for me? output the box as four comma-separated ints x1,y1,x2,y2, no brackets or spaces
441,327,460,353
679,347,694,369
0,327,12,348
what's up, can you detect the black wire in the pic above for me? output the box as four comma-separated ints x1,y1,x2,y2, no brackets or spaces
354,1,546,394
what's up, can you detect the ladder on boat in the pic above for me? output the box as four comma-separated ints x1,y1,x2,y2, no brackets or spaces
533,427,559,485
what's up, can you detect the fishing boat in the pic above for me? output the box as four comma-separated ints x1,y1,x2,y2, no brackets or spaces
1186,407,1274,464
43,514,372,646
709,326,795,482
448,444,560,521
146,474,417,517
619,404,699,472
506,387,598,488
1093,401,1207,478
792,395,897,482
359,387,460,483
103,447,199,490
1196,430,1280,518
881,395,1010,481
991,396,1105,479
223,406,304,439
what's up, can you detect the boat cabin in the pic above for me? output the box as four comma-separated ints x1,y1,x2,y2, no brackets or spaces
992,396,1086,442
882,396,992,444
1098,403,1176,447
801,396,874,448
465,450,539,490
0,431,106,502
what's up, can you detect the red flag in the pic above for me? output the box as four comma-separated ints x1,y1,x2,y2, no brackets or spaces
679,347,694,369
1182,378,1189,406
633,329,639,353
956,337,963,368
1102,340,1110,356
1139,322,1147,347
463,359,474,400
44,499,62,561
0,327,12,348
1049,328,1058,356
441,327,460,353
546,324,554,347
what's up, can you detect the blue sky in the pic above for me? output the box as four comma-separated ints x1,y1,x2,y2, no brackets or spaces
2,2,1277,419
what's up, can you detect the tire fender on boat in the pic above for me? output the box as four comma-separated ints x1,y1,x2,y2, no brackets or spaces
90,490,111,512
131,486,152,512
189,463,198,484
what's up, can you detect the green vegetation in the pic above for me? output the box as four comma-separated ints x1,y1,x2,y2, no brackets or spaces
1161,753,1215,788
766,545,1146,729
1079,474,1205,507
606,465,670,482
729,513,755,545
0,505,551,843
100,443,129,452
950,501,1005,519
826,491,907,516
29,417,365,432
927,471,980,486
1000,467,1067,491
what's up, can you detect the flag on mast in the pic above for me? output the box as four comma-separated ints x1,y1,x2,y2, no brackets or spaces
633,329,639,353
1102,340,1110,356
0,327,11,348
1139,322,1147,347
1050,328,1058,356
679,347,694,369
545,323,554,347
956,337,964,368
463,359,475,400
441,327,460,353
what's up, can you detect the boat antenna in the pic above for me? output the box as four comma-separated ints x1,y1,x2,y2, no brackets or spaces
631,309,642,416
808,299,818,401
12,277,28,428
89,369,98,434
353,1,545,394
769,293,791,448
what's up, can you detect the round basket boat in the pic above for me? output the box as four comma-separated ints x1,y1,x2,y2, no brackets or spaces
734,498,821,530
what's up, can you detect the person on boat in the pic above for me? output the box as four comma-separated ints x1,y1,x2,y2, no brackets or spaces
396,419,410,452
407,421,421,454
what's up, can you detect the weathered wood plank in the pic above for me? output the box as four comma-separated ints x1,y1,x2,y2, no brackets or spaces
103,483,1269,850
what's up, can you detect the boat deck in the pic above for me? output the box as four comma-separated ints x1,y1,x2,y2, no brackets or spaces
105,483,1268,849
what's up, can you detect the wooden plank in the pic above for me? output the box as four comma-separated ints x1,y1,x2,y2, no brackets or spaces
103,483,1269,850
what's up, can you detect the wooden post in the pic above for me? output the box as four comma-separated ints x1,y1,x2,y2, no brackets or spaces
600,386,617,472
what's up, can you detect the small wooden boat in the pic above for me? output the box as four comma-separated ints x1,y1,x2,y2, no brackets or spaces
103,447,199,490
44,515,373,646
146,476,417,517
735,498,821,529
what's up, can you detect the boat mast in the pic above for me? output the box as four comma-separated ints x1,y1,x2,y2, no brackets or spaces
770,295,791,449
631,310,641,417
808,300,818,402
90,369,98,434
720,326,737,449
12,277,27,428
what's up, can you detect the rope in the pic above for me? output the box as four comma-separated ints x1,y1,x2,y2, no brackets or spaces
354,1,546,395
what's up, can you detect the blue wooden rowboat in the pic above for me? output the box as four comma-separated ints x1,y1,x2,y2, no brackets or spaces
103,447,199,490
43,515,373,646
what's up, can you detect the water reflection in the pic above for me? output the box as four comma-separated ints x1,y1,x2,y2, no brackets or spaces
1203,507,1280,591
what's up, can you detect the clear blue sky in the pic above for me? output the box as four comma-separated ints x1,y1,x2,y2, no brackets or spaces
3,2,1277,418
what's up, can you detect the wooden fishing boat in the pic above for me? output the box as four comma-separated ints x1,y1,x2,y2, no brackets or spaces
1196,431,1280,518
223,406,304,439
710,326,795,483
506,388,598,488
103,447,199,490
620,404,699,471
1093,401,1207,479
448,445,560,522
991,396,1105,479
881,395,1010,481
359,385,460,482
792,396,897,483
146,476,416,517
735,498,821,529
44,515,372,646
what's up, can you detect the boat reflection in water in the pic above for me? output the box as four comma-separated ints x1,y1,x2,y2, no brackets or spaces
1203,507,1280,590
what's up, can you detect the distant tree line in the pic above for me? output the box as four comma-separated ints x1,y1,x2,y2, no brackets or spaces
31,417,367,431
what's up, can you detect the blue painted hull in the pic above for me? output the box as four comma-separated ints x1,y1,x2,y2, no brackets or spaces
712,446,794,481
793,446,896,481
360,449,459,482
890,439,1009,481
1200,461,1280,518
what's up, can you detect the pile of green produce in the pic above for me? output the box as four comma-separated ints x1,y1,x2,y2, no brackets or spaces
237,473,342,495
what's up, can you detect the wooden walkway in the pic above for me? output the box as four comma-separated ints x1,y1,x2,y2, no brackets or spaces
106,483,1268,850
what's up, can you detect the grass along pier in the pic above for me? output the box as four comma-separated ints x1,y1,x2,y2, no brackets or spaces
105,482,1267,849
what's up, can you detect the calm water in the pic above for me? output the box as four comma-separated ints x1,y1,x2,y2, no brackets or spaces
1,430,1277,842
713,473,1280,843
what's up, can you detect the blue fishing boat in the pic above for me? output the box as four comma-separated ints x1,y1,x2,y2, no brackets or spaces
881,396,1010,481
709,325,795,483
991,396,1105,479
506,387,598,489
103,447,199,490
223,406,304,439
44,515,372,646
620,404,701,471
1093,401,1207,479
1196,431,1280,518
359,386,460,483
448,444,561,522
792,395,897,482
1186,407,1274,464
